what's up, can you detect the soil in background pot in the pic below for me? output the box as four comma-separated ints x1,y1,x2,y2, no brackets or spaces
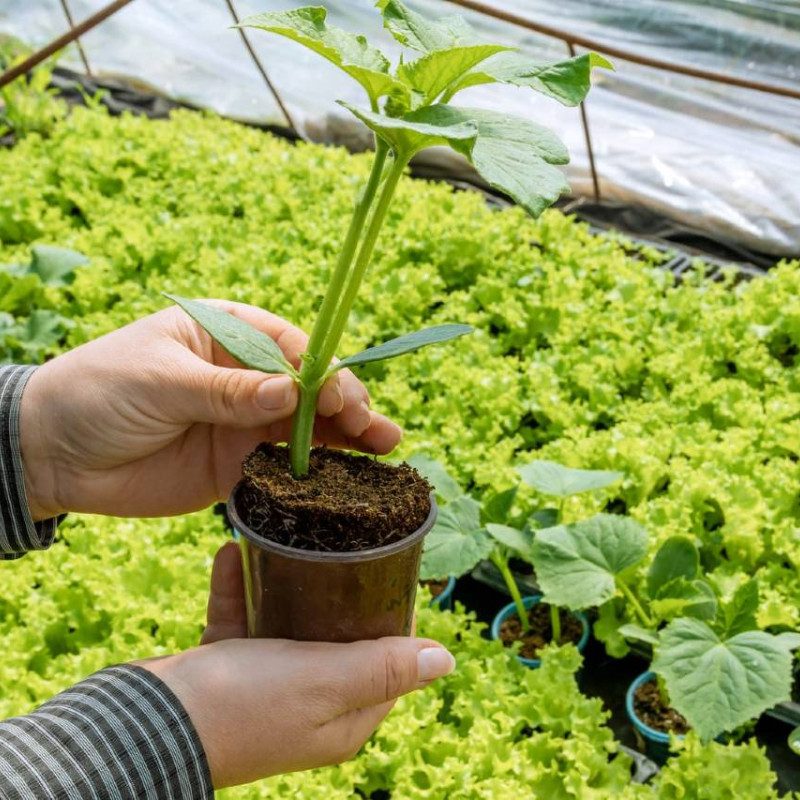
634,678,690,735
238,443,432,551
499,603,583,660
422,579,449,599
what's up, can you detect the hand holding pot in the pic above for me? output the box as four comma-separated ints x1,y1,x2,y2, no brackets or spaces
140,543,456,789
19,301,402,520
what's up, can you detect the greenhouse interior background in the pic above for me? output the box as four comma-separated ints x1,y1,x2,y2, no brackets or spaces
1,0,799,798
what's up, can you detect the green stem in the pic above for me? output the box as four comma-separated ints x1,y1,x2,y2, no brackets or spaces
618,579,654,628
288,141,389,477
550,603,562,644
493,552,528,629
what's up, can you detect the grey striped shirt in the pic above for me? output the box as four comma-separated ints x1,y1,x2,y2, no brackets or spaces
0,366,213,799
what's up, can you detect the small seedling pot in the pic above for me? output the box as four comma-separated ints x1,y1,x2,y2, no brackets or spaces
490,594,590,669
626,670,680,765
427,576,457,611
228,481,438,642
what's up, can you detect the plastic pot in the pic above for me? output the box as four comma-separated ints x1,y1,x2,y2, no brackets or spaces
227,481,438,642
490,594,590,669
426,576,457,611
626,671,679,765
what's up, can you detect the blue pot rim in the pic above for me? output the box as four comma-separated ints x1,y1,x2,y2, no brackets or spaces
428,575,456,606
626,671,684,745
490,595,590,667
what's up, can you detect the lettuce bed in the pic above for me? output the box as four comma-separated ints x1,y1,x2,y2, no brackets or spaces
0,107,798,795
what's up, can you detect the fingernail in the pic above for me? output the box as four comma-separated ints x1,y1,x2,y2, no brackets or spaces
257,376,295,410
417,647,456,682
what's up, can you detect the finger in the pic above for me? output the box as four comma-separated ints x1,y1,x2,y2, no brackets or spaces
317,374,344,418
202,542,247,644
326,637,455,712
331,369,372,438
311,411,402,455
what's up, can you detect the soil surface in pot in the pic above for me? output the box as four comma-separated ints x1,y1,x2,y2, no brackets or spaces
499,603,583,660
238,444,431,552
633,678,690,735
422,579,449,598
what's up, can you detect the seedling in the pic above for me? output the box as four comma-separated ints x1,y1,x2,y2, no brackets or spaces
165,1,610,478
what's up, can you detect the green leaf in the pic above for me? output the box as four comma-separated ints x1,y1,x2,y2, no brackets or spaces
518,460,623,498
790,726,800,756
653,618,794,741
482,487,518,525
444,51,613,106
485,523,533,560
650,578,717,622
530,514,649,610
593,598,630,658
718,578,759,637
339,102,477,158
27,245,88,286
240,7,403,105
527,508,559,530
377,0,480,52
420,495,493,580
329,323,472,373
406,455,462,503
165,294,296,376
398,44,512,104
647,535,699,597
618,623,659,646
775,631,800,651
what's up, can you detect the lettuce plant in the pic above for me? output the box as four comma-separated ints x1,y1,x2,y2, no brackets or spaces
165,0,609,477
531,517,800,740
419,458,621,637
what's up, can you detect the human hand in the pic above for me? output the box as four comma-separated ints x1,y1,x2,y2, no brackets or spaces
140,543,456,788
19,301,402,520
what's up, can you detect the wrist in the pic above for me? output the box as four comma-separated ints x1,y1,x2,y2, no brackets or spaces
19,366,65,521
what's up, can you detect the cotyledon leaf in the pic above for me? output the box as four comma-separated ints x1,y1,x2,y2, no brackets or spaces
518,459,623,497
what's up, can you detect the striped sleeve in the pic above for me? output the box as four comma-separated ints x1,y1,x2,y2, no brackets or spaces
0,664,214,799
0,365,60,559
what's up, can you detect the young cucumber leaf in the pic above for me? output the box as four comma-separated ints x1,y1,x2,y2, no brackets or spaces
485,523,533,560
397,44,512,105
420,495,493,580
526,507,560,531
240,7,404,106
28,245,89,286
327,323,472,374
165,294,296,377
618,623,659,647
647,535,699,597
482,486,518,525
717,578,759,637
377,0,480,52
650,577,717,622
653,618,794,742
776,632,800,651
339,102,477,158
406,454,462,503
518,459,623,498
530,514,648,609
444,51,613,106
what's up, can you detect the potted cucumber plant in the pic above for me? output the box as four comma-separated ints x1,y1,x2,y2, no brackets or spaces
166,1,609,642
530,520,800,761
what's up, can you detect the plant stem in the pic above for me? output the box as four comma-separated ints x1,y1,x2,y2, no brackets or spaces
550,603,562,644
617,579,654,628
492,552,528,628
288,141,389,477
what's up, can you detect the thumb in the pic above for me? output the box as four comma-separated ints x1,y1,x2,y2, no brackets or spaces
179,358,298,428
335,637,456,711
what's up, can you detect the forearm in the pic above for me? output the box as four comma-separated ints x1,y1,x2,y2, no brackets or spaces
0,664,213,800
0,365,60,559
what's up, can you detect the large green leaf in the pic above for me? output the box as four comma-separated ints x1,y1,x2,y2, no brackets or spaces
444,51,613,106
406,455,462,503
165,294,296,376
339,102,477,158
653,618,794,741
420,495,493,580
377,0,480,52
485,523,533,560
518,459,623,498
530,514,648,610
28,245,89,286
329,323,472,373
650,577,717,622
398,44,512,104
647,535,699,597
240,7,403,105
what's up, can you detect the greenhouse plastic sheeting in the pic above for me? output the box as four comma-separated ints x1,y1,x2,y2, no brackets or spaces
2,0,799,256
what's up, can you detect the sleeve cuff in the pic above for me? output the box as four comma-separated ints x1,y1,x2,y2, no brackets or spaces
0,365,61,558
0,664,214,799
